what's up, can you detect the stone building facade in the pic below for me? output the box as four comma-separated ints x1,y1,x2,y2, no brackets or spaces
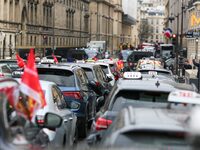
187,0,200,59
138,0,165,43
0,0,90,58
89,0,115,51
113,0,123,50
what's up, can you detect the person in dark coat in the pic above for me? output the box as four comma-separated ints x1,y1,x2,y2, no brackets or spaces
193,59,200,78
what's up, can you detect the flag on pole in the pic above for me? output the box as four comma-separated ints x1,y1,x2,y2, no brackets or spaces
52,54,58,64
0,81,19,108
163,28,172,39
16,54,25,68
19,49,46,120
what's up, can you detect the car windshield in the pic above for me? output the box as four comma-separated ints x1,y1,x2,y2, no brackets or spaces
128,53,154,63
112,90,169,111
114,131,189,149
38,68,75,87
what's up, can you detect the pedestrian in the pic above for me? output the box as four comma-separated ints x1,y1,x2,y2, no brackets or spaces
182,59,192,76
193,59,200,78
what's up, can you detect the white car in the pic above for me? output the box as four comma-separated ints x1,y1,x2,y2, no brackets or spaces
93,62,115,86
16,79,77,147
0,64,12,78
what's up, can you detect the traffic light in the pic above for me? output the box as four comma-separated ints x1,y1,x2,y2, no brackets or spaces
172,34,177,45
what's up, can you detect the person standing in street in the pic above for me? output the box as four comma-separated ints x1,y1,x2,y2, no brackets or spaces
193,59,200,78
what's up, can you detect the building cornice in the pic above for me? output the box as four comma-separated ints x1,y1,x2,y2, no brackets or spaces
91,0,115,7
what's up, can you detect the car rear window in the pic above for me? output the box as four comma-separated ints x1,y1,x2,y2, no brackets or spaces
100,65,109,74
38,68,75,87
114,131,188,148
82,68,94,80
128,52,153,63
111,90,169,111
2,66,12,73
139,70,171,76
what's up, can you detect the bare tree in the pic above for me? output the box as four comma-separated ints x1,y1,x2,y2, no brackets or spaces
138,19,153,43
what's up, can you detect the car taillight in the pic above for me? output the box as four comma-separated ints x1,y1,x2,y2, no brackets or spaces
63,91,82,100
0,73,5,77
95,117,112,131
95,81,100,86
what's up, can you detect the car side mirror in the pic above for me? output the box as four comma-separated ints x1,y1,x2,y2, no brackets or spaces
43,113,62,129
106,76,113,82
87,80,102,95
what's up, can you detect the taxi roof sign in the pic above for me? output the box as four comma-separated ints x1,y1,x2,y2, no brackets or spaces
123,72,142,79
168,90,200,105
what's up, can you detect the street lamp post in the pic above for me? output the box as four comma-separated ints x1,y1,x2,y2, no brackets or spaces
196,38,199,59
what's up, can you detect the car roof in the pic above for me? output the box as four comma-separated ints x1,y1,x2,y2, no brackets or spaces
139,68,171,72
121,107,188,132
37,64,79,71
117,79,196,92
15,78,55,88
59,62,99,69
93,62,109,66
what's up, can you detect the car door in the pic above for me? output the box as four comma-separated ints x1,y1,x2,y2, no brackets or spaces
52,85,75,145
76,68,96,120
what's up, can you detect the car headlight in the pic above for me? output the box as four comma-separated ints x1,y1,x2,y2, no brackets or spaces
70,101,80,110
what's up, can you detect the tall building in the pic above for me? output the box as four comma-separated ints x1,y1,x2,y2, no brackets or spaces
166,0,190,58
113,0,123,50
138,0,165,43
0,0,90,58
89,0,115,51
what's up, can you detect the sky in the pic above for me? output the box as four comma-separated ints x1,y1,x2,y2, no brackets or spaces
122,0,137,19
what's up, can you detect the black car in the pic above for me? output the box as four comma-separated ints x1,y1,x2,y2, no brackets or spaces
127,50,154,70
37,64,97,138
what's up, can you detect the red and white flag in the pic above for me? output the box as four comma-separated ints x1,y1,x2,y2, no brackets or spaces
20,49,46,120
16,54,25,68
52,54,58,64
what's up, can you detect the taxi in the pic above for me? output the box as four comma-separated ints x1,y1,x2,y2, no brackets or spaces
92,72,197,131
88,90,200,148
136,58,163,71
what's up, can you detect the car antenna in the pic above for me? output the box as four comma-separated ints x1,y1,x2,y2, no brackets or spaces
155,80,160,88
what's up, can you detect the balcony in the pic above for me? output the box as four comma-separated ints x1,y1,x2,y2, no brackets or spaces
188,0,200,9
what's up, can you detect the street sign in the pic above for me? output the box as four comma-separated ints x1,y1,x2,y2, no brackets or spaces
186,30,200,38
